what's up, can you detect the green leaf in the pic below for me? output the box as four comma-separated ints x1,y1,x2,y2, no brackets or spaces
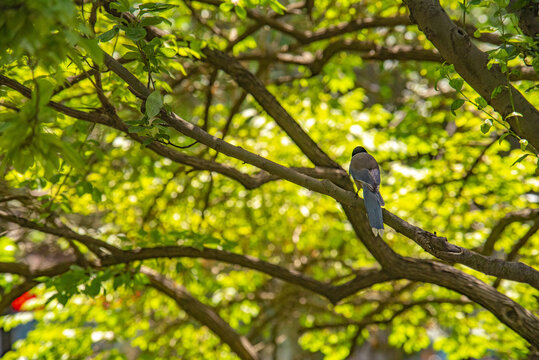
160,47,176,57
76,181,93,196
449,78,464,92
219,2,234,12
450,99,465,115
123,51,140,60
99,27,119,42
138,2,177,13
269,0,286,14
235,6,247,19
140,16,167,26
125,27,147,41
533,57,539,73
491,85,503,99
85,278,102,297
110,0,130,12
78,38,104,65
61,142,85,169
145,91,163,118
142,138,153,146
511,154,529,166
128,126,146,134
480,119,492,134
36,78,55,108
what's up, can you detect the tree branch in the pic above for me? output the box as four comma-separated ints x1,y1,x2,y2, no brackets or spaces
200,48,339,168
481,208,539,255
381,208,539,290
7,45,536,345
2,209,539,346
402,0,539,151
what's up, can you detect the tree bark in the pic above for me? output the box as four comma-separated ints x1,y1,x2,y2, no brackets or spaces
403,0,539,151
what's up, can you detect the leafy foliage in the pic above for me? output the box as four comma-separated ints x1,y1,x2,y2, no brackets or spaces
0,0,538,359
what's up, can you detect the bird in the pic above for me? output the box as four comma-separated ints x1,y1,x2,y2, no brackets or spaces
349,146,385,237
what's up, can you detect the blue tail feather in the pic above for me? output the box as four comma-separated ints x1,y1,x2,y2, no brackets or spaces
363,188,384,232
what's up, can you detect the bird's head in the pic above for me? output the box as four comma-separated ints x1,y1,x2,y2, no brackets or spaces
351,146,367,157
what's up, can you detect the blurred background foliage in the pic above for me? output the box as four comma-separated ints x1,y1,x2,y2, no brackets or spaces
0,0,538,358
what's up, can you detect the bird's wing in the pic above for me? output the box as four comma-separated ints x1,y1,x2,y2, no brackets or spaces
368,168,381,187
349,168,376,192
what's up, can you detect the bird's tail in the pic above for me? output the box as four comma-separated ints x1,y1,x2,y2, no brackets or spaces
364,189,384,237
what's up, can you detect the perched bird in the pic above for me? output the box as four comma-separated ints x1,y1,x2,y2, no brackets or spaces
349,146,385,237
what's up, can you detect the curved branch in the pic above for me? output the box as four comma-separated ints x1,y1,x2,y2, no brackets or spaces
238,42,445,76
493,221,539,288
99,54,539,292
0,74,349,190
6,58,537,292
481,208,539,255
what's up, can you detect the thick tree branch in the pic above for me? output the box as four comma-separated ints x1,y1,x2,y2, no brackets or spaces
381,208,539,290
342,206,539,347
403,0,539,151
4,61,538,293
6,47,537,345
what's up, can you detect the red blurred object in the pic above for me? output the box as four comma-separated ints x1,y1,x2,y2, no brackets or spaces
11,292,36,312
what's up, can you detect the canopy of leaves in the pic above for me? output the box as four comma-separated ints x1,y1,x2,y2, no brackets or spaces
0,0,538,359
